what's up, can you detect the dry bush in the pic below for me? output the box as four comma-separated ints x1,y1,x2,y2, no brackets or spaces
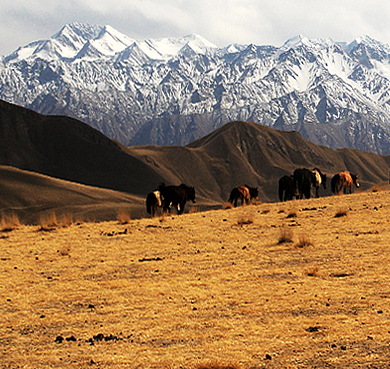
117,208,131,224
237,214,254,226
57,247,71,256
306,267,320,277
38,211,58,231
334,208,348,218
295,234,313,248
370,183,389,192
286,209,298,218
251,198,262,206
0,212,21,232
189,206,200,214
223,202,233,210
57,213,74,227
278,226,294,244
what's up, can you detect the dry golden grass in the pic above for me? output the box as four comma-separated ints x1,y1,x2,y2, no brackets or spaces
223,202,233,210
2,190,390,368
295,233,313,248
38,211,59,231
0,212,21,232
116,208,132,224
335,208,348,218
278,226,294,244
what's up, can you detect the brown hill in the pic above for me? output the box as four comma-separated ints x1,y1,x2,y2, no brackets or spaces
0,165,144,224
0,99,164,195
1,99,390,222
128,121,390,202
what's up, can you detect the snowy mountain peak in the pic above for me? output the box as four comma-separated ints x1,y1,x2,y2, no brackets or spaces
52,22,102,42
2,24,217,63
4,24,390,153
180,34,218,54
281,35,308,49
281,35,336,52
75,25,135,59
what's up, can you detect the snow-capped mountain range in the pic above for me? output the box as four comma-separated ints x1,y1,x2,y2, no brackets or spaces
2,22,390,154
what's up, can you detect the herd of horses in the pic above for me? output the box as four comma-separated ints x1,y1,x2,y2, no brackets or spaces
146,169,360,216
279,168,360,202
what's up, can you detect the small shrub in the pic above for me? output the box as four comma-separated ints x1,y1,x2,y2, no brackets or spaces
189,206,200,214
58,213,74,227
334,208,348,218
278,227,293,244
0,212,21,232
251,198,262,206
223,202,233,210
38,212,58,231
58,247,70,256
286,209,297,218
237,215,254,226
295,234,313,248
306,267,320,277
117,209,131,224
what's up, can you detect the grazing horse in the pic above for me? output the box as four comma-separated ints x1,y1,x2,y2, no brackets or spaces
293,168,317,199
312,168,327,198
228,185,258,207
278,175,296,202
146,183,167,217
146,190,164,217
331,172,360,195
159,183,196,215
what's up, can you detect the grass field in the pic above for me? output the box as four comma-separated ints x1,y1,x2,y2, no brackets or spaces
1,189,390,368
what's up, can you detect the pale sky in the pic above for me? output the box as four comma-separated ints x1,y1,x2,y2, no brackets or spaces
2,0,390,55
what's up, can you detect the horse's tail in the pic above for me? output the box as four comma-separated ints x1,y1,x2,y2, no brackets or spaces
228,187,240,204
228,189,234,204
331,175,337,193
146,193,152,214
278,179,284,202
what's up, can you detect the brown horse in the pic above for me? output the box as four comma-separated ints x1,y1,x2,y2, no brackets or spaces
228,185,258,207
331,171,360,194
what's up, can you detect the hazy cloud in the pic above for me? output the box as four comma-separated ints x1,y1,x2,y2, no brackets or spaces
1,0,390,55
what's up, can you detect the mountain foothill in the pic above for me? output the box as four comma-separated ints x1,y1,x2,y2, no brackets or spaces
1,99,389,224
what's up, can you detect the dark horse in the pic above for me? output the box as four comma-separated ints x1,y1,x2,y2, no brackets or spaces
293,168,317,199
312,167,327,198
228,185,259,207
159,183,196,215
331,172,360,195
146,189,164,217
278,175,296,202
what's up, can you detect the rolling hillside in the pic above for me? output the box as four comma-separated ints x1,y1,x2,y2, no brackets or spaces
1,99,390,222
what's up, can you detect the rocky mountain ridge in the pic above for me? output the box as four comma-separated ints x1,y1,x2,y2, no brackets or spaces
2,24,390,153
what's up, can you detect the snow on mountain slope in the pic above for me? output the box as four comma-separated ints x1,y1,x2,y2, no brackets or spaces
2,23,390,154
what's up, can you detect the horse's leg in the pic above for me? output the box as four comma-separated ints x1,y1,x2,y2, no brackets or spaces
179,201,185,215
163,202,170,214
315,186,319,198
